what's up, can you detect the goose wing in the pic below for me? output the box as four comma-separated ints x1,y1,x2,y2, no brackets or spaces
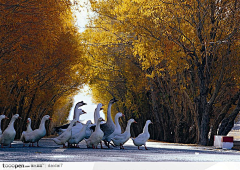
101,123,114,137
134,133,149,144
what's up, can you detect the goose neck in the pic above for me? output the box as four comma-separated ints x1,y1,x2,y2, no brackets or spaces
125,122,132,132
27,123,31,129
67,121,75,131
39,118,46,130
107,103,113,122
94,107,101,124
0,118,2,127
73,105,80,119
96,121,101,131
143,123,150,133
74,111,81,121
76,115,80,121
115,116,120,130
8,118,16,127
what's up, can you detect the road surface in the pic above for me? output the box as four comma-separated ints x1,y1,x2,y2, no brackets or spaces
0,138,240,162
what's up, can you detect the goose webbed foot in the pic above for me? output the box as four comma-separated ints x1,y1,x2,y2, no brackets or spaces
72,144,79,148
62,144,68,148
138,146,142,150
69,144,77,148
110,142,116,147
104,140,110,148
144,145,148,150
120,144,124,149
100,141,104,149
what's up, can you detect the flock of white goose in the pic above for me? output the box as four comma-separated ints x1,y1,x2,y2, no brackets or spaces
0,98,152,150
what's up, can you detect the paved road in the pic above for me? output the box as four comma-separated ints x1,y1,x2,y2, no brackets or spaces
0,138,240,162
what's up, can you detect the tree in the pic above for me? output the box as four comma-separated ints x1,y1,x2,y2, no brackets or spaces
82,0,240,145
0,0,89,138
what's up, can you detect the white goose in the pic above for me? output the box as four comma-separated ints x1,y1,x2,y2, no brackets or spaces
85,117,105,149
0,114,21,148
132,120,153,150
59,108,86,135
53,101,86,134
68,120,92,147
73,101,87,119
85,123,93,139
107,112,124,145
0,115,8,136
25,118,33,132
84,103,104,139
94,103,104,124
52,119,79,148
22,115,52,147
20,118,33,146
101,98,118,148
112,118,137,149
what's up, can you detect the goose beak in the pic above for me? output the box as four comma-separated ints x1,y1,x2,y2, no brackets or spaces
82,110,87,114
82,102,87,105
150,122,153,124
49,118,52,120
122,114,125,117
5,117,9,119
77,121,80,123
134,121,137,123
100,108,104,110
27,120,29,123
101,119,105,121
18,117,22,119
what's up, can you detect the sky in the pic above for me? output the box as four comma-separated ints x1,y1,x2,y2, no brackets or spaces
67,86,105,123
74,0,94,32
67,2,105,123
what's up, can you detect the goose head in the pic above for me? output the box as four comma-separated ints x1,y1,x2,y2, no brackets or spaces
79,109,87,115
43,115,52,121
116,112,124,118
128,118,137,124
97,103,104,110
12,114,22,120
27,118,31,124
110,98,118,104
146,120,153,125
0,115,8,120
97,117,105,123
74,108,86,119
76,101,87,109
85,120,92,126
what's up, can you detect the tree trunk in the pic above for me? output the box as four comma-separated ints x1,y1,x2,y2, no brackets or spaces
197,62,210,145
209,91,240,145
218,96,240,135
148,77,164,140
